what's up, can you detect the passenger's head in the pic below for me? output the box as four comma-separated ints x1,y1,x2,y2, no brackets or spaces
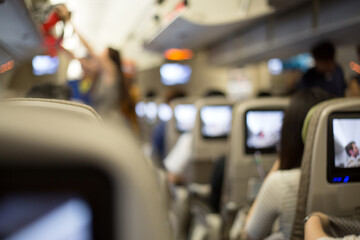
146,90,157,99
311,40,336,73
165,90,186,104
257,91,271,97
203,89,226,98
279,88,333,170
345,141,359,158
26,83,72,100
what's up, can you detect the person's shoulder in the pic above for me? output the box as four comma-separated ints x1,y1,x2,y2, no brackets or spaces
269,169,301,182
301,67,317,82
303,67,317,76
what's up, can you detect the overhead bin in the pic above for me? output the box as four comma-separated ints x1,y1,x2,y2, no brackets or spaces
0,0,42,66
144,0,276,53
143,0,313,53
208,0,360,66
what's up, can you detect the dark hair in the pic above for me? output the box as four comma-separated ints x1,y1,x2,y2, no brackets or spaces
203,89,225,98
345,141,356,156
279,88,333,170
108,47,121,70
165,90,186,103
146,91,156,98
357,44,360,57
26,83,72,100
257,91,271,97
311,40,335,61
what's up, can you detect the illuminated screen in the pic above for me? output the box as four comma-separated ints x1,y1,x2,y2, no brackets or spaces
200,105,232,139
328,113,360,183
160,63,191,86
135,102,146,118
146,102,157,123
158,103,172,122
0,163,114,239
174,104,197,132
32,56,59,76
245,110,284,154
0,195,92,240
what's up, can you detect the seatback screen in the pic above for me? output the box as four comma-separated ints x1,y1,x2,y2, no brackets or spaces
0,163,114,240
200,105,232,139
328,113,360,183
0,195,92,240
174,104,197,133
245,110,284,154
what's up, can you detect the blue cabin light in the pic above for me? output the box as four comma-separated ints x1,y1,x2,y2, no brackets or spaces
343,176,350,183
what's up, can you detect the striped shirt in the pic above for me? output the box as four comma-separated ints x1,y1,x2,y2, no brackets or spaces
245,169,301,240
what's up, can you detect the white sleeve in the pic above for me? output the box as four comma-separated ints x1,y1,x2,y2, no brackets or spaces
164,133,193,175
245,172,283,240
318,236,360,240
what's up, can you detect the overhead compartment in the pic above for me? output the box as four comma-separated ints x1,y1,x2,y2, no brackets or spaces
0,0,42,66
208,0,360,66
144,0,275,53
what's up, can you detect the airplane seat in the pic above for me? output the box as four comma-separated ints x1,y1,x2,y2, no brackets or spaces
291,98,360,240
166,97,197,157
224,97,289,208
1,98,102,121
187,97,233,184
0,99,173,240
223,97,289,238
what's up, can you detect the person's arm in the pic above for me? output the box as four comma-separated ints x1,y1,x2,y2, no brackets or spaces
305,212,330,240
69,21,97,59
167,172,186,185
164,133,193,185
346,78,360,97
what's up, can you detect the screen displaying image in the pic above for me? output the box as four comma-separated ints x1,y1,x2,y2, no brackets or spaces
332,118,360,168
32,55,59,76
145,102,158,123
200,105,232,138
246,110,284,153
174,104,197,132
0,195,92,240
160,63,192,86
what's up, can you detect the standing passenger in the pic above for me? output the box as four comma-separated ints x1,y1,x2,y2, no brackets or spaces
299,41,346,97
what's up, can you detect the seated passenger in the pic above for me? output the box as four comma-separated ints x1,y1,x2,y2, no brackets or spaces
345,141,360,168
26,83,72,100
244,88,333,240
151,90,186,167
304,212,360,240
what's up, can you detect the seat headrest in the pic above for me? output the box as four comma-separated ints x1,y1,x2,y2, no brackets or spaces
0,100,172,240
0,98,102,121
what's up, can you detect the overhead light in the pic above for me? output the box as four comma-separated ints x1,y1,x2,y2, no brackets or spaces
164,48,193,61
0,60,14,74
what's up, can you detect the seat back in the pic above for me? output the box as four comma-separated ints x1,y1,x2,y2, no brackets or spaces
224,97,289,207
0,99,172,240
292,98,360,240
166,97,197,155
187,97,233,183
1,98,102,121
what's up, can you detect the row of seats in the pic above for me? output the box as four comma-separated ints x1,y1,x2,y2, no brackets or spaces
1,97,359,239
160,96,360,239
